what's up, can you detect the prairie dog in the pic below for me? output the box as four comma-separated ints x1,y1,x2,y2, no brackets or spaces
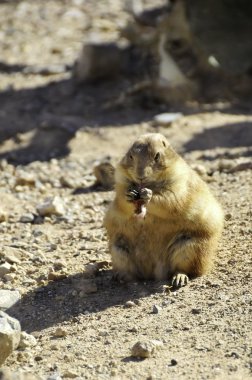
104,133,224,286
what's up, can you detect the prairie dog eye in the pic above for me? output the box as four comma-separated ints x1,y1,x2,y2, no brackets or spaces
129,154,133,160
154,152,160,162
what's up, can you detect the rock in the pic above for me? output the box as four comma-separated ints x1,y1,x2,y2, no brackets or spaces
37,196,65,217
191,308,201,314
62,370,79,378
218,159,235,172
23,64,67,76
170,359,178,366
0,262,12,278
3,274,16,282
0,311,21,365
0,210,8,223
191,164,207,177
59,176,76,189
72,278,98,294
48,271,67,282
225,213,232,221
53,327,68,338
0,369,42,380
18,331,37,349
84,261,111,278
1,246,22,264
153,112,183,126
227,160,252,173
34,355,43,361
0,290,21,311
19,213,35,223
53,260,67,271
15,172,36,187
124,301,136,308
131,340,163,358
152,304,162,314
50,344,58,351
83,263,98,278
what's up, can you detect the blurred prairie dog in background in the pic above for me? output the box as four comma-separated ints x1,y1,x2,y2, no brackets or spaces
104,133,224,286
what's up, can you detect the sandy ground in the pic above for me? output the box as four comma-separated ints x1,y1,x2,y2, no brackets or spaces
0,1,251,379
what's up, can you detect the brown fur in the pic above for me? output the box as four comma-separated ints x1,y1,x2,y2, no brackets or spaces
104,133,224,285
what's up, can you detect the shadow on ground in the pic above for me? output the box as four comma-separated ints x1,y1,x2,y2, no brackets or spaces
0,74,159,165
7,270,170,333
1,65,252,165
184,121,252,152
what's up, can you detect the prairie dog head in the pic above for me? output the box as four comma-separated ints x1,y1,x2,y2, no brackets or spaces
117,133,178,185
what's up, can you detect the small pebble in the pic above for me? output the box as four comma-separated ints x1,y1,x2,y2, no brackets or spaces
37,196,65,217
131,340,163,359
152,304,162,314
225,213,232,221
170,359,178,366
18,331,37,349
124,301,136,308
0,211,8,222
20,213,35,223
48,272,67,281
0,262,12,278
191,308,201,315
34,355,43,361
62,370,79,378
53,327,68,338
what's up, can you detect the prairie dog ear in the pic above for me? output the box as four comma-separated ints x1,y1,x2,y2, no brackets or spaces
159,136,172,151
120,149,132,167
120,153,128,167
161,137,178,159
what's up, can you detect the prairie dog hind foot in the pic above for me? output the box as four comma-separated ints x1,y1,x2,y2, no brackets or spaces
171,273,189,287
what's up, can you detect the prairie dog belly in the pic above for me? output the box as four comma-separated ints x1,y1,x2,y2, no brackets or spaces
117,214,177,280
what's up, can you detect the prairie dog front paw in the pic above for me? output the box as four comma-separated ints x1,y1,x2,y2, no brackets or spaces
140,188,152,202
126,189,139,202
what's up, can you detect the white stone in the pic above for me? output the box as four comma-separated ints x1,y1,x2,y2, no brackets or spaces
2,246,22,264
0,311,21,365
0,262,12,278
20,213,34,223
131,340,163,358
0,289,21,311
154,112,183,126
37,196,65,217
18,331,37,349
152,304,162,314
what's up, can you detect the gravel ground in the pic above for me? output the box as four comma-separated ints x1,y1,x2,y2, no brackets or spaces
0,1,251,379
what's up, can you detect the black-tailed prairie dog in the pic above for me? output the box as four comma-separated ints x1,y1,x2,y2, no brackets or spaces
104,133,224,286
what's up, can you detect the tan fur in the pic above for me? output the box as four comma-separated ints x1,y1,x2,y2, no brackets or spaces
104,133,224,285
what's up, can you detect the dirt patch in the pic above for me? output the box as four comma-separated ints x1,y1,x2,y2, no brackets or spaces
0,1,251,379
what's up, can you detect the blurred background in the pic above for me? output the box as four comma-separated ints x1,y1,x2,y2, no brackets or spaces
0,0,252,165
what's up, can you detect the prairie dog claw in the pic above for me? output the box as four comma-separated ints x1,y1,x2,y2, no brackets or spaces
126,189,139,202
171,273,189,287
